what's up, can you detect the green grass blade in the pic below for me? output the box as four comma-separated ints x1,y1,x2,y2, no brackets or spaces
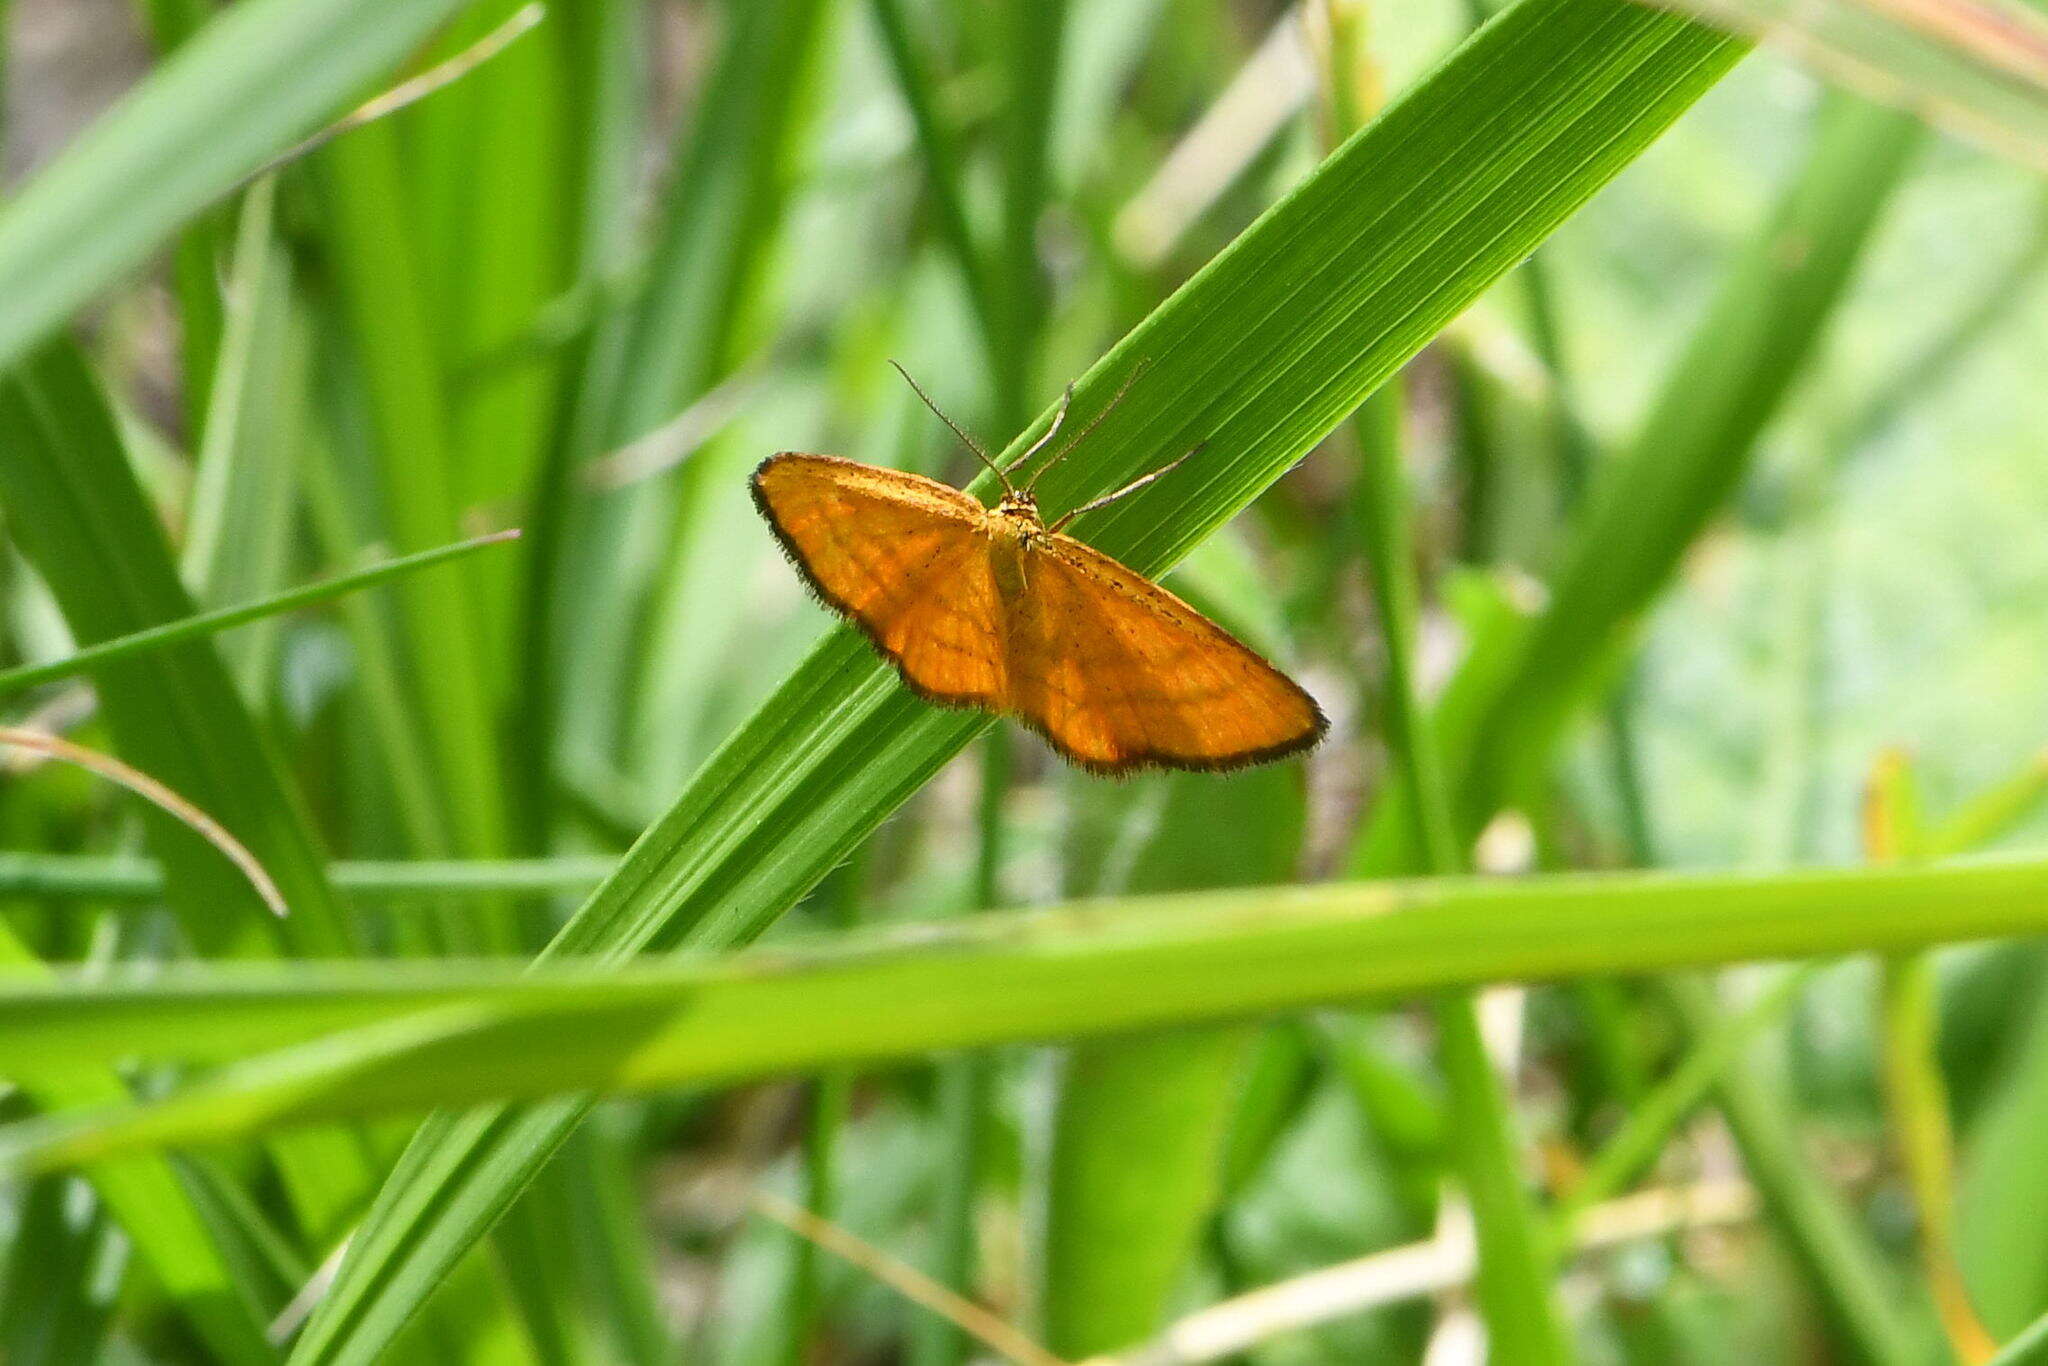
0,0,469,377
1990,1311,2048,1366
0,1176,114,1364
1557,965,1818,1223
619,0,834,799
1664,976,1916,1366
0,343,358,956
869,0,1004,361
180,177,303,691
412,1,568,533
0,532,519,702
133,0,230,442
505,0,647,848
287,6,1745,1359
1346,74,1569,1347
15,856,2048,1166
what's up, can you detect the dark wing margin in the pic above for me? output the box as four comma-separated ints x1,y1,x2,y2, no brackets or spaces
1004,534,1327,775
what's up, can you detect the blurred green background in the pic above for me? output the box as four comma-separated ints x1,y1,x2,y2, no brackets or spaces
5,0,2048,1363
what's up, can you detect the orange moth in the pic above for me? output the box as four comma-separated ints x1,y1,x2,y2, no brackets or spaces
751,367,1326,774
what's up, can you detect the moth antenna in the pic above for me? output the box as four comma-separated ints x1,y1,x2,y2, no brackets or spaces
889,360,1011,492
1002,382,1074,475
1049,441,1203,533
1023,358,1149,494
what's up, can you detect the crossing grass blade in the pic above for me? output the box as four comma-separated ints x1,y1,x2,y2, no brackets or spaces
10,856,2048,1166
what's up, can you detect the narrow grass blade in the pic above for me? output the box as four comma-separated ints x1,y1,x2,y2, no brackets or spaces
313,125,512,878
1989,1310,2048,1366
620,0,835,799
869,0,1003,360
180,177,303,692
1662,975,1916,1366
0,533,519,702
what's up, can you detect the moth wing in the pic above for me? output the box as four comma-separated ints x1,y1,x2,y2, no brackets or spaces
1006,534,1327,773
752,453,1008,707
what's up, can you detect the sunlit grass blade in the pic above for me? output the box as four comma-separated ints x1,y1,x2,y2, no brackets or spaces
13,856,2048,1167
313,124,513,886
292,6,1747,1359
0,0,469,376
505,0,648,850
0,532,520,703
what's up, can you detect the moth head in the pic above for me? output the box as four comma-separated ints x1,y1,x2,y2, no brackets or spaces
995,489,1042,525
